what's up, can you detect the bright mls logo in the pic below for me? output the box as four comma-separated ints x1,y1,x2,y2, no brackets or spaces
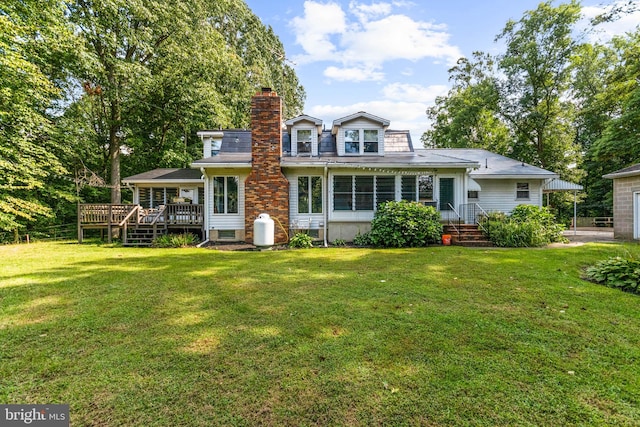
1,405,69,426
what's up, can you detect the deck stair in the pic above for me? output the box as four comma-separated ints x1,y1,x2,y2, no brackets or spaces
443,224,493,247
124,224,165,247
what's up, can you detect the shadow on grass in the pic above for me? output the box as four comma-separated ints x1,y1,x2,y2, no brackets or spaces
1,242,639,425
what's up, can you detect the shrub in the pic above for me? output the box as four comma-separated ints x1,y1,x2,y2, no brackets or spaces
152,233,200,248
369,201,443,248
289,232,314,249
480,205,566,247
353,231,372,247
332,239,347,247
585,256,640,295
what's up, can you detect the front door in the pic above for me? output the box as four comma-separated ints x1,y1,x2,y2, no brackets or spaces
439,177,455,211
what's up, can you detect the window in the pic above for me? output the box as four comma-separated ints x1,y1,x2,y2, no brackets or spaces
298,176,322,214
333,175,398,211
516,182,530,200
344,130,360,154
333,176,353,210
297,129,312,154
401,176,417,201
213,176,238,214
468,190,479,199
376,176,395,207
418,175,434,201
218,230,236,239
345,129,380,154
363,130,379,153
355,176,374,210
138,187,177,208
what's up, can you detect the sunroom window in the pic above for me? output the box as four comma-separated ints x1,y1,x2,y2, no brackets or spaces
333,175,399,211
401,176,417,201
138,187,178,208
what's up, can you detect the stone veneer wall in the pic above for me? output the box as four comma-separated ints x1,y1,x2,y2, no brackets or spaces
244,89,290,244
612,175,640,240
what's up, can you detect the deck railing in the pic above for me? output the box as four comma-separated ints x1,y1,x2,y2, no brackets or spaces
79,204,137,225
165,204,204,225
78,203,203,243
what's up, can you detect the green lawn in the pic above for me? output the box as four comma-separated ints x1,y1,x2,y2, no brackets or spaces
1,241,639,426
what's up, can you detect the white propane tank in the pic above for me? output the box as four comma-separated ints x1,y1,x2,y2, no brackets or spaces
254,213,275,247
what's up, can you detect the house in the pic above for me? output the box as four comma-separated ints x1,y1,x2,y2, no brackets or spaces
603,164,640,240
119,88,569,245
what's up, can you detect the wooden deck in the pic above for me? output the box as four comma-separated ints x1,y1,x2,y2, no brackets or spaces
78,203,204,244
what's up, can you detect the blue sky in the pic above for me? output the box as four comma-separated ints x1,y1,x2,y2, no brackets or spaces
244,1,640,144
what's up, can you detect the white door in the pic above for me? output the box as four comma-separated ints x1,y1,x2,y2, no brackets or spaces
634,192,640,240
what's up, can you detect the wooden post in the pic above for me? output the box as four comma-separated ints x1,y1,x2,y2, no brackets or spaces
108,205,113,243
77,203,83,243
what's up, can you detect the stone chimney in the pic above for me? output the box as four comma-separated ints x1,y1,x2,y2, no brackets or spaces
244,88,290,244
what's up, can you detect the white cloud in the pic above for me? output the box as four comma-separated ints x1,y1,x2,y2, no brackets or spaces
382,83,448,103
291,0,462,82
580,2,640,43
324,65,385,82
290,1,346,63
349,1,392,23
341,15,460,65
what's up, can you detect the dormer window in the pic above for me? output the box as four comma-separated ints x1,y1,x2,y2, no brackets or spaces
343,129,380,155
344,130,360,154
297,129,312,154
364,130,379,153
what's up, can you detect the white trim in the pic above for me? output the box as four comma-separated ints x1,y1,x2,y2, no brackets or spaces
634,192,640,240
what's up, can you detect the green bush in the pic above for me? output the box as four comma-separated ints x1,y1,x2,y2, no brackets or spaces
353,231,372,247
585,256,640,295
332,238,347,247
369,201,443,248
152,233,200,248
289,232,314,249
480,205,566,247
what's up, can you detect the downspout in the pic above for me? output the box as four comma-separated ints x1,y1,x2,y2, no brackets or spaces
323,163,328,247
573,190,577,236
200,167,209,241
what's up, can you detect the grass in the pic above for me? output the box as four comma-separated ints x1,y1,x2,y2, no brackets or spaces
1,241,639,426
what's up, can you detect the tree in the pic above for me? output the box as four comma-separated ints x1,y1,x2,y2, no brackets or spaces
495,0,582,175
66,0,305,203
422,53,510,153
0,0,75,234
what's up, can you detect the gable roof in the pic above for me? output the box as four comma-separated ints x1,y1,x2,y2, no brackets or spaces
426,149,558,179
284,114,323,127
331,111,390,132
603,163,640,179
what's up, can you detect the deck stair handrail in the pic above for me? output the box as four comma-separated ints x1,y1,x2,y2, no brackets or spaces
447,203,461,236
119,205,141,227
458,202,490,236
149,205,167,226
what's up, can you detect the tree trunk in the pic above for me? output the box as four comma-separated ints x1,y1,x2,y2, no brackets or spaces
109,98,121,204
